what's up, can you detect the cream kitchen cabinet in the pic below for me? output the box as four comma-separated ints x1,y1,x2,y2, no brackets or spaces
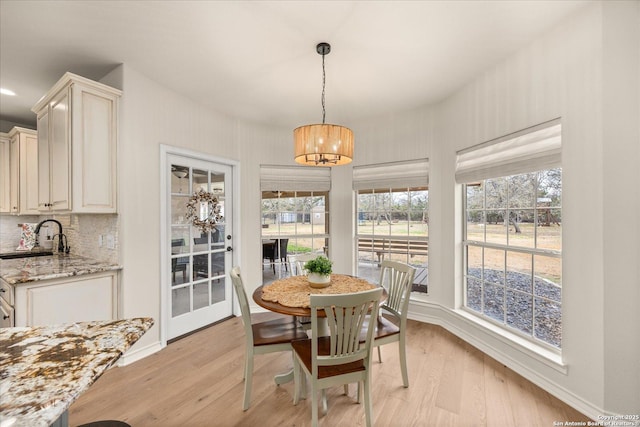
31,72,121,213
14,270,119,327
7,127,39,214
0,132,9,213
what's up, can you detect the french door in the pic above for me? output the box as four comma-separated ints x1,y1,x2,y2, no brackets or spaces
166,153,234,341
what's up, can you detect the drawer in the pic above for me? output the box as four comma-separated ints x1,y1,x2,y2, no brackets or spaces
0,279,13,306
0,295,14,328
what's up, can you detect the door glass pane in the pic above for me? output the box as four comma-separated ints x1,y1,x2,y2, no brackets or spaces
211,278,226,304
172,286,190,317
192,168,209,192
211,252,225,277
171,195,189,224
171,166,189,194
193,253,209,281
171,227,190,252
193,282,209,310
211,226,224,246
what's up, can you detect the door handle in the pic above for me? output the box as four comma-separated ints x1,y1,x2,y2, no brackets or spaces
226,246,233,251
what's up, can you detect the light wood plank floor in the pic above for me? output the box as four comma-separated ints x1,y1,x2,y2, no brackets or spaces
70,314,589,426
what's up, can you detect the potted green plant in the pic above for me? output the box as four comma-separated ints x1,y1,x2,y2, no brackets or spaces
304,256,333,288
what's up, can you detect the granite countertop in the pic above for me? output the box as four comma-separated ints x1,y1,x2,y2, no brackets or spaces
0,254,122,286
0,317,154,427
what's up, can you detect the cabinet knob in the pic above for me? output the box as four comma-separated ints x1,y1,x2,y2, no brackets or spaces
2,315,9,320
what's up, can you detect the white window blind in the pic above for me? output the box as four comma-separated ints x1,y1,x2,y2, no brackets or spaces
260,165,331,192
352,159,429,191
455,119,561,184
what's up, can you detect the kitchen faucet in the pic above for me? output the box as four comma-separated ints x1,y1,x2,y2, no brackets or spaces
34,219,70,253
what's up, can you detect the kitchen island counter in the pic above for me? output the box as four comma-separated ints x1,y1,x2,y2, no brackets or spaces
0,254,121,286
0,317,153,427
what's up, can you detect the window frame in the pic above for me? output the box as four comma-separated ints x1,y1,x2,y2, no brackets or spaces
462,169,562,352
355,186,429,291
261,190,330,279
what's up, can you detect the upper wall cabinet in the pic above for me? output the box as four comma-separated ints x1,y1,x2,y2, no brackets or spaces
8,127,39,215
31,72,122,214
0,133,10,213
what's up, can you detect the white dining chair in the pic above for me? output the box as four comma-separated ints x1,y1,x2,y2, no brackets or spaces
290,252,318,276
292,287,383,427
370,260,416,388
230,266,307,410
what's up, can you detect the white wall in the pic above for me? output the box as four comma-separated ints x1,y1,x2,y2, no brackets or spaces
601,0,640,414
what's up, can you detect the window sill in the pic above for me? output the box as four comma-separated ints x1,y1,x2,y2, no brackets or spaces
454,308,566,374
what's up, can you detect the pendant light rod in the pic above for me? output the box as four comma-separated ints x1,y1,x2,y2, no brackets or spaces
317,42,330,125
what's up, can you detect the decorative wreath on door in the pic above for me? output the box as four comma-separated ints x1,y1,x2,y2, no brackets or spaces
185,189,223,233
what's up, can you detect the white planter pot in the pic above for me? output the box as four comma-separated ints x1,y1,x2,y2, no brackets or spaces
308,272,331,288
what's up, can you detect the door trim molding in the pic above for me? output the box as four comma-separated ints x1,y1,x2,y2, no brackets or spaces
159,144,241,347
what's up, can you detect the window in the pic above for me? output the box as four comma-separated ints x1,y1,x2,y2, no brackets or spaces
260,166,330,282
354,160,429,291
458,120,562,349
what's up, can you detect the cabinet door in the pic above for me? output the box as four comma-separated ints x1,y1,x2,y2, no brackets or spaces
37,110,50,211
9,137,19,213
0,134,9,213
49,88,71,211
17,272,118,327
19,132,39,214
71,84,118,212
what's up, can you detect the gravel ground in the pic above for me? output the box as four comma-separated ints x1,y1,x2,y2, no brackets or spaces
355,260,561,347
467,267,561,347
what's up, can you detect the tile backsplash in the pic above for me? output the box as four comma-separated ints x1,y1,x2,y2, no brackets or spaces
0,214,119,264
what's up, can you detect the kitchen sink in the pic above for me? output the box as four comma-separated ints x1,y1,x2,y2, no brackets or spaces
0,251,54,260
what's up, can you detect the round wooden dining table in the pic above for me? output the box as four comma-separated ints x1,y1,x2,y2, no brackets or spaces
252,274,384,318
252,274,384,385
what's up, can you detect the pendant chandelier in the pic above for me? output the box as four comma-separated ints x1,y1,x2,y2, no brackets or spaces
294,42,353,166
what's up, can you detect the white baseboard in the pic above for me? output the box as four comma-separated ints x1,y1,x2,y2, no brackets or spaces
408,299,605,421
118,341,163,366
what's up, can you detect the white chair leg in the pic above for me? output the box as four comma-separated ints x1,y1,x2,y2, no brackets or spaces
343,384,349,395
293,357,301,405
377,345,382,363
363,376,373,427
321,389,328,415
357,381,362,403
243,352,253,411
399,332,409,388
312,386,319,427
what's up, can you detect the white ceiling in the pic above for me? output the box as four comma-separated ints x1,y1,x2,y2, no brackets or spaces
0,1,588,131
